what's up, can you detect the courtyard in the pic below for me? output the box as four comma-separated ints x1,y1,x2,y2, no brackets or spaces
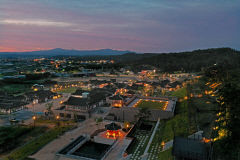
134,99,168,110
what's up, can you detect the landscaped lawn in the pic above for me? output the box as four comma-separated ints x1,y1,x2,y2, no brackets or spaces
35,118,76,126
147,87,190,159
171,87,187,99
57,87,77,93
158,148,173,160
158,88,189,142
135,100,167,110
4,126,75,160
0,84,32,95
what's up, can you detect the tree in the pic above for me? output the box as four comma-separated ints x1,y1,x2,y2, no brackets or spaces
45,102,54,117
205,66,240,159
135,107,151,121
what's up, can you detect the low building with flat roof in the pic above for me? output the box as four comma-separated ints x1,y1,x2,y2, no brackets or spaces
105,96,177,122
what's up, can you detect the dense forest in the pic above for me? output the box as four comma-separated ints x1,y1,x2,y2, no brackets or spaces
120,48,240,72
204,65,240,159
74,48,240,73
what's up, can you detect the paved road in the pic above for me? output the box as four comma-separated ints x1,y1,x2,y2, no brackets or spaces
0,110,35,126
30,119,110,160
53,76,141,83
0,93,70,126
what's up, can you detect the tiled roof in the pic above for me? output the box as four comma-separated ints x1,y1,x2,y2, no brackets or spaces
64,96,88,106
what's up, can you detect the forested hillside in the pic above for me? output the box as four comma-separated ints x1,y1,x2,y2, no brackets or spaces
121,48,240,72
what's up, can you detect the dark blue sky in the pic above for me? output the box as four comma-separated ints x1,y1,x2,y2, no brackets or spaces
0,0,239,52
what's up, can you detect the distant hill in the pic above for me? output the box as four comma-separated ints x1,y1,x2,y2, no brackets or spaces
0,48,132,56
113,48,240,72
1,47,239,73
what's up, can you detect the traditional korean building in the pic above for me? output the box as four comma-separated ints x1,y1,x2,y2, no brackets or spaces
108,95,124,107
105,122,121,139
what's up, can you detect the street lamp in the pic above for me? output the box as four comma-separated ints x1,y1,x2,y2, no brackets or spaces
56,115,60,127
32,115,36,128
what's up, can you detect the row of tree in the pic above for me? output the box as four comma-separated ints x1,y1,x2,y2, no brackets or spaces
107,48,239,73
205,65,240,159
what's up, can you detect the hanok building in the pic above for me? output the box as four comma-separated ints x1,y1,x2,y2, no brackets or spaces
25,90,57,104
89,80,110,88
105,122,122,139
0,92,28,113
107,95,124,107
55,88,113,120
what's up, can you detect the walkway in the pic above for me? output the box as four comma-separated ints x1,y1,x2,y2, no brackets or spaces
144,118,160,155
30,119,109,160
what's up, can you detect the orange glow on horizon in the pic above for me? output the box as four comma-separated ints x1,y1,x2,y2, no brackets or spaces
0,46,18,52
0,47,54,52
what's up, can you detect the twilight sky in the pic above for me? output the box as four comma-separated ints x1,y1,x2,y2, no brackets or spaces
0,0,239,52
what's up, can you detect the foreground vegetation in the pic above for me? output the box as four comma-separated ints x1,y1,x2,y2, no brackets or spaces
205,66,240,159
3,125,75,160
158,148,173,160
161,88,191,141
0,126,47,155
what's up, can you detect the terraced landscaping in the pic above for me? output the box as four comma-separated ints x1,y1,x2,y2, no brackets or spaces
3,126,75,160
126,122,156,160
129,131,151,160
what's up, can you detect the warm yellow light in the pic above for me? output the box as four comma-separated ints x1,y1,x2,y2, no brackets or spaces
34,88,38,91
32,116,36,120
218,129,227,139
161,141,165,146
53,96,58,99
203,137,211,143
213,126,219,130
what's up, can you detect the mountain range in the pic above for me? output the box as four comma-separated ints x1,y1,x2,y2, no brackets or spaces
0,48,132,56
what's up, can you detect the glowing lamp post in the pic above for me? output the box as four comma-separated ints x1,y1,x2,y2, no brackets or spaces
32,115,36,128
161,141,165,150
56,115,60,127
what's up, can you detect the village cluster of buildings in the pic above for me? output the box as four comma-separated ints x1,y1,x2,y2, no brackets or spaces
0,90,57,114
53,78,180,122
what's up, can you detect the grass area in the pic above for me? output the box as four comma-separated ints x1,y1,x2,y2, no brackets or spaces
0,84,32,94
0,126,31,154
57,87,77,93
158,148,173,160
0,126,47,155
35,118,76,126
145,87,191,159
135,100,167,110
171,87,187,99
188,81,217,138
4,126,75,160
160,87,191,140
